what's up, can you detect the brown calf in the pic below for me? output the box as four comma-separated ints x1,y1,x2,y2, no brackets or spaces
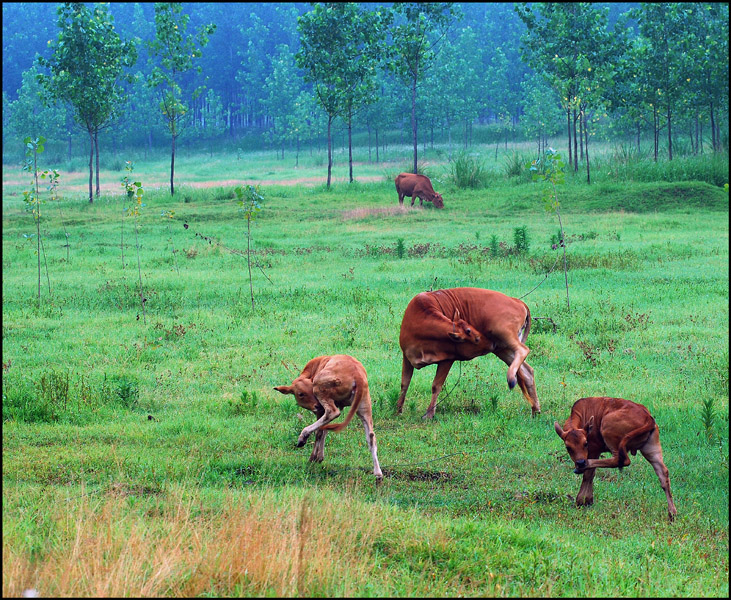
398,287,540,419
274,354,383,481
554,396,677,521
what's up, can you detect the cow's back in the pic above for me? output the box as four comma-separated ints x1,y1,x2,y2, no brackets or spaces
395,173,433,196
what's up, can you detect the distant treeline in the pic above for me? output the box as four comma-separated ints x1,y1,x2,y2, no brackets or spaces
2,2,728,164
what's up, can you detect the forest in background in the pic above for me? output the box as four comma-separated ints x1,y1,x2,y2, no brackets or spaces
2,2,729,170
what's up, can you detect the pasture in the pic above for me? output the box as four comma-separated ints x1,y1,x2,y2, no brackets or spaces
2,143,729,597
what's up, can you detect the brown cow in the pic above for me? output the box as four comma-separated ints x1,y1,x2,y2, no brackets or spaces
554,396,677,521
397,287,540,419
274,354,383,481
395,172,444,208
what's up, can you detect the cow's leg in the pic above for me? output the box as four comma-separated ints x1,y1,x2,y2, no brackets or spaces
639,432,677,521
585,451,628,470
515,360,541,416
398,191,404,206
495,347,535,415
356,400,383,481
297,398,340,447
424,360,454,419
576,468,596,506
310,428,328,463
495,345,529,390
410,195,416,207
396,354,414,414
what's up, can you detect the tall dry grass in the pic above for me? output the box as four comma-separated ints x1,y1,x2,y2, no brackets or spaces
3,486,405,597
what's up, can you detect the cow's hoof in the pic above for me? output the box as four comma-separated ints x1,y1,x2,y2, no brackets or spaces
531,407,541,417
507,377,517,389
375,475,384,486
422,412,435,420
296,439,306,448
309,455,324,463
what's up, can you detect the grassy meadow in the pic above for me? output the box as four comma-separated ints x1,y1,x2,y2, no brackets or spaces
2,140,729,597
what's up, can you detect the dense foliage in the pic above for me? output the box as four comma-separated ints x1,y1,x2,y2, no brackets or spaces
2,2,728,170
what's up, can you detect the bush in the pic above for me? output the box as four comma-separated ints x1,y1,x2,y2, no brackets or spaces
449,151,489,189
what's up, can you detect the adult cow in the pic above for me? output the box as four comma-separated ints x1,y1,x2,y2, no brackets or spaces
395,172,444,209
554,396,677,521
274,354,383,481
397,287,540,419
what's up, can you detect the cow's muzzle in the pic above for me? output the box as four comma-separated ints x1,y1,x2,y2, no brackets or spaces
573,459,587,474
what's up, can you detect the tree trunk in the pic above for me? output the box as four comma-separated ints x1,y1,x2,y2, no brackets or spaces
348,110,353,184
375,128,379,163
710,100,716,152
584,110,591,185
579,110,584,161
327,115,333,189
88,129,94,204
95,129,100,198
566,108,572,169
572,108,578,172
652,104,660,162
411,71,418,174
667,104,673,161
170,134,176,195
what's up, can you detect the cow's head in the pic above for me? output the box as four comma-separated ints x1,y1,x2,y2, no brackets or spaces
447,309,481,344
554,417,594,474
432,193,444,209
274,377,318,412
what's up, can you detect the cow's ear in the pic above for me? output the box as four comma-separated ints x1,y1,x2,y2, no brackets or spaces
554,421,566,439
585,416,594,435
274,385,293,395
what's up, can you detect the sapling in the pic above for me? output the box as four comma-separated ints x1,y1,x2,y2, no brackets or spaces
22,136,53,308
529,148,570,309
235,184,263,310
122,161,146,324
161,209,180,275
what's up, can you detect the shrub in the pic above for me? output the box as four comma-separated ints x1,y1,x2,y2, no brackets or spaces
449,151,489,189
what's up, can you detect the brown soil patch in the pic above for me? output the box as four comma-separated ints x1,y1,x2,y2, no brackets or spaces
341,205,413,220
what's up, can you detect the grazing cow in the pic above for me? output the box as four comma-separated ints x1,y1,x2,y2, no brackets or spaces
274,354,383,481
554,396,677,521
395,172,444,209
397,287,540,419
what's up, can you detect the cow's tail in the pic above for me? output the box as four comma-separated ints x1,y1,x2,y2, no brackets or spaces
518,303,531,343
618,417,656,468
321,381,363,433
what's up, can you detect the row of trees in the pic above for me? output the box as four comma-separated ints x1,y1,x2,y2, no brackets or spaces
2,2,728,195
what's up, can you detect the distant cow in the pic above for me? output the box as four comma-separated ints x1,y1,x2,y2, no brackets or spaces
554,396,677,521
397,287,540,419
274,354,383,481
395,172,444,209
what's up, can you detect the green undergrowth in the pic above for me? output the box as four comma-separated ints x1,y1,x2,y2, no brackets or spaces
2,168,728,597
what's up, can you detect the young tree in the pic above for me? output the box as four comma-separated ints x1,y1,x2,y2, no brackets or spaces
148,2,215,196
516,2,617,179
37,2,137,203
297,2,388,187
388,2,459,174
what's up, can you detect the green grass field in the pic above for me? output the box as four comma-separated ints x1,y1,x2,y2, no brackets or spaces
2,144,729,596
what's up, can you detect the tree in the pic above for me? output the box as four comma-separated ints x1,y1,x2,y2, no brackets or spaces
628,3,694,161
516,2,617,180
6,66,68,148
296,3,388,187
148,2,215,195
388,2,459,174
37,2,137,203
